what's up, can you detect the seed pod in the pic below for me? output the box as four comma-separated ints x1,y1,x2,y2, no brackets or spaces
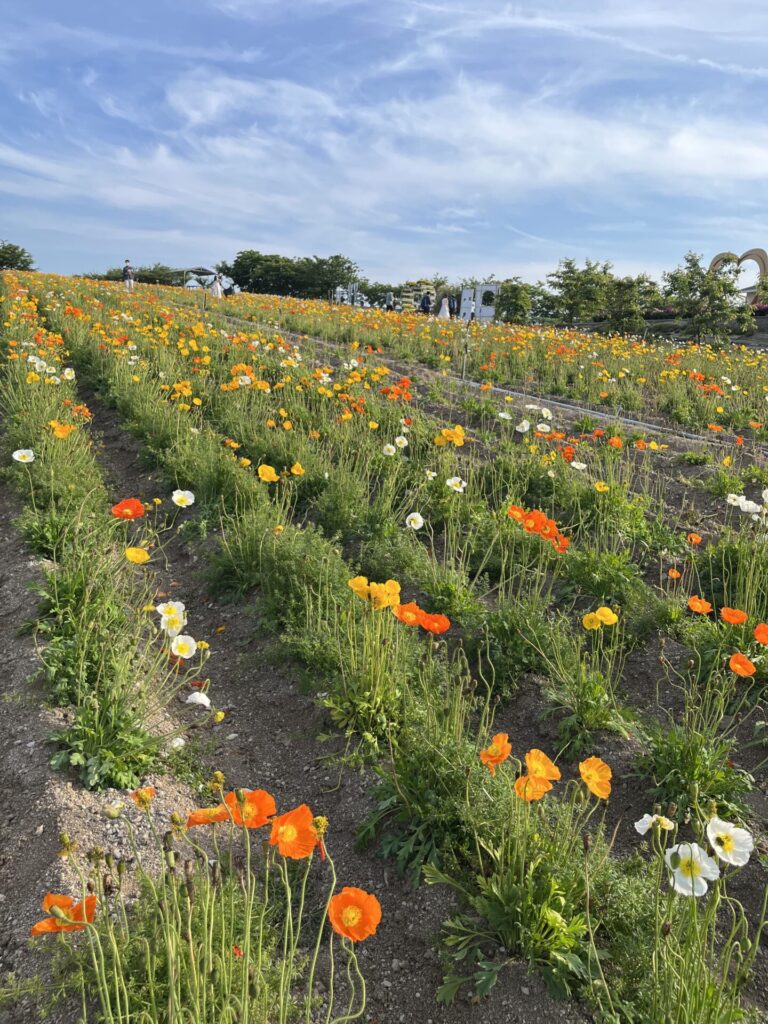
583,833,592,853
661,921,672,937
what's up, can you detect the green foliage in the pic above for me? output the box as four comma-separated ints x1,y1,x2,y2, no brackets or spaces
637,721,753,820
546,258,614,325
0,239,34,271
663,251,753,342
496,277,533,324
224,249,359,298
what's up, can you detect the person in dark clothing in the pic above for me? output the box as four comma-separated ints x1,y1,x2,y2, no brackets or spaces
419,292,431,315
448,294,457,318
122,260,135,292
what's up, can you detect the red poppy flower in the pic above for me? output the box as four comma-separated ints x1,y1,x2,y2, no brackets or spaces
111,498,145,520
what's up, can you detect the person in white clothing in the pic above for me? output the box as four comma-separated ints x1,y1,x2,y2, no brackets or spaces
437,295,450,319
210,273,224,299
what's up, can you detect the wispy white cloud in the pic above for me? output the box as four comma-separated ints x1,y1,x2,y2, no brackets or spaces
2,0,767,282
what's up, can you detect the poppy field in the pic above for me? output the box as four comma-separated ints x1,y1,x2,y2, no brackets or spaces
1,272,767,1024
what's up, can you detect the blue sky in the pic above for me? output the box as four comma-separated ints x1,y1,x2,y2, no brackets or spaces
3,1,768,284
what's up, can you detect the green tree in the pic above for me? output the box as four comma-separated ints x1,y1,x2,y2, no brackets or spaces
0,240,34,271
546,258,613,325
663,251,753,342
358,279,398,306
603,274,662,335
495,277,533,324
225,250,358,298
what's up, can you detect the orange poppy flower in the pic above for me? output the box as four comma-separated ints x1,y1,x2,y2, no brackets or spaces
31,893,97,936
720,607,748,626
479,733,512,776
111,497,145,519
729,652,757,677
507,504,525,522
607,436,623,449
667,568,681,580
393,602,423,627
186,789,276,829
514,775,552,801
579,757,612,799
524,749,561,781
688,595,713,615
328,887,382,942
270,804,318,859
687,532,702,545
131,786,156,809
754,623,768,645
419,612,451,634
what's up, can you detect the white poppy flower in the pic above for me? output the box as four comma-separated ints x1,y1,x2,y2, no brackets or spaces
706,817,753,866
238,375,252,387
161,611,187,638
515,419,531,433
382,444,397,456
540,408,553,420
171,635,198,659
157,601,186,617
739,499,762,515
185,691,211,709
665,842,720,896
570,461,587,471
425,470,437,480
446,476,467,493
62,368,76,381
536,423,551,433
12,449,35,463
405,512,424,530
169,736,186,750
726,493,742,506
762,488,768,505
394,435,409,448
634,813,674,836
172,489,195,507
498,411,513,421
524,404,540,412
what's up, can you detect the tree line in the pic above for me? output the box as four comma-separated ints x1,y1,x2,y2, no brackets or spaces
0,239,763,342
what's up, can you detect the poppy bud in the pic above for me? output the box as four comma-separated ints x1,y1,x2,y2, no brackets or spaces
235,788,246,806
87,879,95,894
668,851,681,870
661,921,672,937
688,782,699,803
707,799,717,818
163,830,174,852
582,833,592,853
103,874,115,895
165,850,176,872
653,803,661,816
666,802,677,819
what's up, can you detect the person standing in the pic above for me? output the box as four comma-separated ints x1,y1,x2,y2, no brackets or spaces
385,290,395,312
419,292,431,315
448,293,457,318
210,273,224,299
122,259,135,292
437,295,450,320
